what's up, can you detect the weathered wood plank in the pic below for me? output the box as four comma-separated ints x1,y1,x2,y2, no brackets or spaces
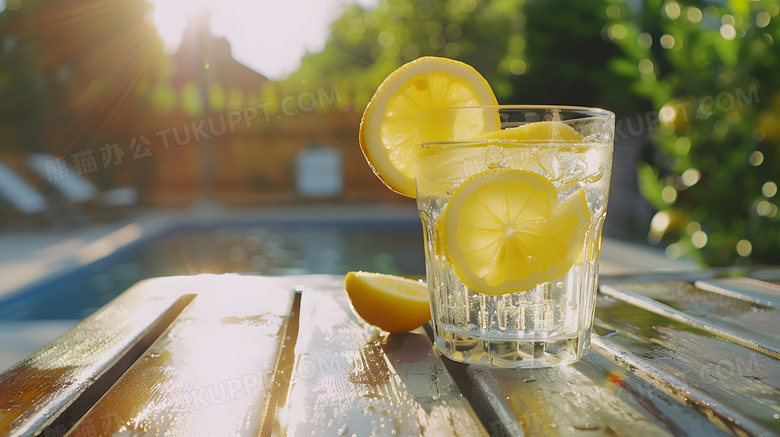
592,293,780,436
65,274,295,437
281,275,487,437
0,277,193,437
467,349,726,437
600,282,780,358
694,277,780,309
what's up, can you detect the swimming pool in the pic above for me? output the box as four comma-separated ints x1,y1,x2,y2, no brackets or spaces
0,218,425,321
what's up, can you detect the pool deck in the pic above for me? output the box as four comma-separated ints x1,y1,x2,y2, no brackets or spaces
0,202,700,372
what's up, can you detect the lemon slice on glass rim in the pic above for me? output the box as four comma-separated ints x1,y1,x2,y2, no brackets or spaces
359,56,498,198
441,168,591,295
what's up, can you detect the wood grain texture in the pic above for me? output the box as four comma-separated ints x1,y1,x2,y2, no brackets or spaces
600,281,780,358
281,276,487,437
468,349,731,437
0,277,194,437
65,275,295,437
694,277,780,308
592,293,780,436
5,273,780,437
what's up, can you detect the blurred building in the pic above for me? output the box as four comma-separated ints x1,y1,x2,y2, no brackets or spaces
151,11,400,206
1,0,403,211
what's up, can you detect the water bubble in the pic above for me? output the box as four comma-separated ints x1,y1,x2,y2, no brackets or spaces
527,256,535,264
556,282,564,288
774,413,779,419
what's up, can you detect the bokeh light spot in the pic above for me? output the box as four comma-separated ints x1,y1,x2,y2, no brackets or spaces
687,7,702,23
429,33,445,50
443,42,460,58
638,32,653,49
606,5,621,19
609,24,627,40
681,168,700,187
736,240,752,257
691,231,708,249
756,200,775,216
749,151,764,166
638,59,654,74
720,24,736,40
509,59,527,75
756,11,771,28
762,182,778,198
662,186,678,204
664,2,681,19
660,34,675,49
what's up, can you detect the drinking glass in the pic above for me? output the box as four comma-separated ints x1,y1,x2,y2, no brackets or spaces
415,106,615,368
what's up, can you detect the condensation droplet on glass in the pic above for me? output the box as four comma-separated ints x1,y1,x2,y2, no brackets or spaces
556,282,564,288
774,413,779,419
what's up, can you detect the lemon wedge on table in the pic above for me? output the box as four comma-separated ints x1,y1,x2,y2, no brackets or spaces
359,56,498,198
344,271,430,333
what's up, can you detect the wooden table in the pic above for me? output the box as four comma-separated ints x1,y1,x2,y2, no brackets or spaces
0,273,779,436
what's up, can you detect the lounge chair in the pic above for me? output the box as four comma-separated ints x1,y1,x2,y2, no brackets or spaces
26,153,137,218
0,161,49,225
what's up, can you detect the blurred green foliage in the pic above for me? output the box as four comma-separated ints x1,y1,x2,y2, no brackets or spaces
289,0,780,267
607,0,780,266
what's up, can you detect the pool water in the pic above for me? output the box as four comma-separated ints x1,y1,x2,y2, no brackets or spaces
0,221,425,321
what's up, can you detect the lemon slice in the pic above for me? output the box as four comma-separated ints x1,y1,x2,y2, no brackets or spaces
469,120,583,142
359,57,498,198
344,271,430,333
442,169,591,295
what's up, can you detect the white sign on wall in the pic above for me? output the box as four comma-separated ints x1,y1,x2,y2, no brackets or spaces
295,145,343,198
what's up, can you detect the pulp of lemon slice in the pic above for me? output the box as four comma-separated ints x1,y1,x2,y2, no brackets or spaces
344,271,430,333
469,120,583,142
441,169,591,295
359,57,498,198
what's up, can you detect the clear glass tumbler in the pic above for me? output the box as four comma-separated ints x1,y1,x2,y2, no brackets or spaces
415,106,615,368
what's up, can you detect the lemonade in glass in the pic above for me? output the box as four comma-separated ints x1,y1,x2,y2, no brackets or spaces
415,106,614,367
356,57,615,367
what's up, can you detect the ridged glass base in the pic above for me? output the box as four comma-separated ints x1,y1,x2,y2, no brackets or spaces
434,328,590,368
